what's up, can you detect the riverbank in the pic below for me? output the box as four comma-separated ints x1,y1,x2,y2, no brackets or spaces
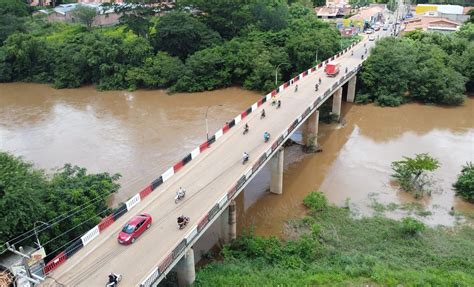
196,193,474,286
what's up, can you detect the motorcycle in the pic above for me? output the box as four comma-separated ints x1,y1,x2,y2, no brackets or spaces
315,84,319,91
260,110,266,119
178,216,190,230
264,133,270,143
243,125,249,135
106,274,122,287
242,154,249,164
175,189,186,204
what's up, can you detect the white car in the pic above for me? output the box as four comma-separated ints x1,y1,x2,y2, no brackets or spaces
365,29,374,34
368,35,375,41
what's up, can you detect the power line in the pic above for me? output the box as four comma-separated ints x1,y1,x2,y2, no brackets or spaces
2,192,113,248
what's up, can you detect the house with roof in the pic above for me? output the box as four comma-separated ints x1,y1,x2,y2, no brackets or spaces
36,4,121,26
403,16,461,33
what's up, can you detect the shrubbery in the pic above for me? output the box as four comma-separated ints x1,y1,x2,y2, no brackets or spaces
359,28,473,106
303,191,327,211
453,162,474,203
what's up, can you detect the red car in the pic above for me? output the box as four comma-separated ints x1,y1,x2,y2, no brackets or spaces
117,214,152,244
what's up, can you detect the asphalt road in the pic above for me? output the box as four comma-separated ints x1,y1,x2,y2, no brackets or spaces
43,24,393,287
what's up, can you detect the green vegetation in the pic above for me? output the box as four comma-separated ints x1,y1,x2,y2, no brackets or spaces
0,152,120,255
71,5,97,28
453,162,474,203
0,1,353,92
359,27,474,106
391,153,440,198
196,193,474,286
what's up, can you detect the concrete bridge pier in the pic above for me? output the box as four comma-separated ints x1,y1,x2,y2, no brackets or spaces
303,110,319,148
332,87,342,121
176,248,195,287
270,148,284,194
220,200,237,244
347,76,357,103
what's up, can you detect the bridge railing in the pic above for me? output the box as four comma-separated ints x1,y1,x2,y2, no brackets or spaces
43,38,364,279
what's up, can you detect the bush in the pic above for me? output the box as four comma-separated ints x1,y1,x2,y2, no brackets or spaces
303,191,327,212
354,93,371,104
453,162,474,203
400,217,425,236
375,95,403,107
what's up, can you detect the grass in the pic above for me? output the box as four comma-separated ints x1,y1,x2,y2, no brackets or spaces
196,193,474,286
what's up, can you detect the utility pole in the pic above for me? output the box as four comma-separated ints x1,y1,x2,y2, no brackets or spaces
6,243,42,286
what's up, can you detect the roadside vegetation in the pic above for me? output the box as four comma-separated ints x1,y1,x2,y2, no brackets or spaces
0,0,356,93
0,152,120,259
196,192,474,286
357,24,474,106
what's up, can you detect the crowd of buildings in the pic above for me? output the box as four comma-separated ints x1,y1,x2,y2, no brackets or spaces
30,0,176,26
316,0,472,35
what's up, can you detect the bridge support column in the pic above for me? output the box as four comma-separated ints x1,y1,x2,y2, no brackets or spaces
347,76,357,103
229,200,237,241
332,87,342,121
303,110,319,148
220,205,229,244
176,248,195,287
270,148,284,195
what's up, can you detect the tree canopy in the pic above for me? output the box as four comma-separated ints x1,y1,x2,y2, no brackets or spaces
0,152,120,255
453,162,474,203
358,30,472,106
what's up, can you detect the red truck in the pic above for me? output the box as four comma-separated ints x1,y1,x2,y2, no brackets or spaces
325,62,340,77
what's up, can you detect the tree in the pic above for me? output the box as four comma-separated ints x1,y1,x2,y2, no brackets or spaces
392,153,440,198
453,163,474,203
153,12,221,60
118,6,154,38
250,2,289,32
126,51,184,89
72,5,97,28
0,152,121,256
41,164,120,253
0,153,47,252
174,45,231,92
181,0,252,39
0,0,29,45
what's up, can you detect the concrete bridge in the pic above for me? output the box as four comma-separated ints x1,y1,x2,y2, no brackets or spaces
41,28,391,287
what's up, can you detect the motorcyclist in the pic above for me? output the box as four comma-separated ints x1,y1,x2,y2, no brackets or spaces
295,84,298,92
318,78,322,84
261,109,266,118
243,152,249,162
108,273,118,286
277,100,281,109
177,187,185,198
351,50,354,56
264,131,270,142
345,67,348,73
177,216,188,229
315,83,319,91
244,123,249,133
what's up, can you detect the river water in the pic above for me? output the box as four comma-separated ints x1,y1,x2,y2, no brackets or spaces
1,83,473,238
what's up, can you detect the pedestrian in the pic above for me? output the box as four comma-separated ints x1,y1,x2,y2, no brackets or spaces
277,100,281,109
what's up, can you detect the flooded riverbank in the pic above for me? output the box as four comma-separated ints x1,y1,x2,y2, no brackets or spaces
239,98,474,236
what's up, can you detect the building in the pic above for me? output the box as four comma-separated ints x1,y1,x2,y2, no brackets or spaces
316,0,350,19
345,5,385,31
414,4,469,23
36,4,121,26
403,16,461,33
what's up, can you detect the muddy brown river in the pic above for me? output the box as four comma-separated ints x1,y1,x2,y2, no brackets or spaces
1,83,473,238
